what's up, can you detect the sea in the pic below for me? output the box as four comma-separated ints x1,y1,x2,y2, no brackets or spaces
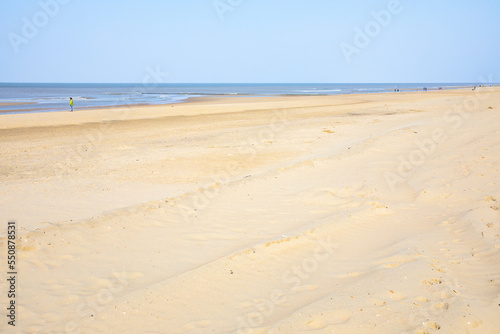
0,83,488,114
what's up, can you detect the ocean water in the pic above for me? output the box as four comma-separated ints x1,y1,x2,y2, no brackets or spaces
0,83,483,114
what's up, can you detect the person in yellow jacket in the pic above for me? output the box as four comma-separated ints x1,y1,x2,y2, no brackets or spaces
69,97,73,112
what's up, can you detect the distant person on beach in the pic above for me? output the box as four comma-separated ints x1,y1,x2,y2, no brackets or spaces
69,97,73,112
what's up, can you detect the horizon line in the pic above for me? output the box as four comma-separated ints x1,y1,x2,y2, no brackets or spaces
0,82,496,85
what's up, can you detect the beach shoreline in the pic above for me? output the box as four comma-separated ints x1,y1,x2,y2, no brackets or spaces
0,87,487,129
0,83,490,115
0,88,499,333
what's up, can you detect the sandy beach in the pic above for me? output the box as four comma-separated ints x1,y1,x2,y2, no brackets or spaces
0,88,499,333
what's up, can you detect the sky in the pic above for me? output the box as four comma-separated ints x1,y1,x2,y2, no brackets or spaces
0,0,499,83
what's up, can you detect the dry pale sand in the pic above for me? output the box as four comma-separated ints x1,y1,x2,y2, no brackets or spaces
0,88,499,333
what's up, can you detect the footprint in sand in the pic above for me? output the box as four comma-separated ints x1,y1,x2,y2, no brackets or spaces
424,321,441,330
388,291,407,301
415,329,430,334
422,278,442,285
378,255,417,269
369,201,394,215
415,296,430,303
431,263,446,273
313,309,352,326
292,309,353,331
433,302,449,310
438,290,454,299
307,318,328,330
328,309,353,325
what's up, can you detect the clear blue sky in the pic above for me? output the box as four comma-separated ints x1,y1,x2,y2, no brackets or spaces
0,0,498,83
